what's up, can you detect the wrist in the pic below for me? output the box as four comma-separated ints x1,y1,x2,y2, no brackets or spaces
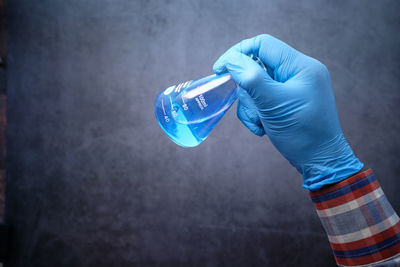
297,133,364,191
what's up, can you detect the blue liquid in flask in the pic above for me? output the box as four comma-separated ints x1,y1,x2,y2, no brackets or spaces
154,74,238,147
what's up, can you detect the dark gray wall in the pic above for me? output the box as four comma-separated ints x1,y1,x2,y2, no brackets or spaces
5,0,400,266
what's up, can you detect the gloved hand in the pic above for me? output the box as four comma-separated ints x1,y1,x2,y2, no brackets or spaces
213,34,363,191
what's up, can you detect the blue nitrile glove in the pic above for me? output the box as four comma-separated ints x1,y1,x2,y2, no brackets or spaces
213,34,363,191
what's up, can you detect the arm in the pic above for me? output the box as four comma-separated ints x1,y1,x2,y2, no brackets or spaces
214,34,400,266
311,169,400,266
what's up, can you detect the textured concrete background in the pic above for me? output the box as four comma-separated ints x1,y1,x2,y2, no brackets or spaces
5,0,400,266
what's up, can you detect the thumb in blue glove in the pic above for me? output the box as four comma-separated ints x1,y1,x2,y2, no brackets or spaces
214,34,363,191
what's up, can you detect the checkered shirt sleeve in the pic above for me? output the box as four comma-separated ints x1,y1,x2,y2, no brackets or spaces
309,169,400,266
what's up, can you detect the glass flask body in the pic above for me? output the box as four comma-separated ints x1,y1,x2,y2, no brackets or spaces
154,74,238,147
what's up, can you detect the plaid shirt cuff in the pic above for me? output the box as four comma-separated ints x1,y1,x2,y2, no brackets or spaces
309,169,400,266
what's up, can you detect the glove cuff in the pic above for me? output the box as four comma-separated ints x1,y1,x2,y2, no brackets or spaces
301,158,364,191
297,133,364,191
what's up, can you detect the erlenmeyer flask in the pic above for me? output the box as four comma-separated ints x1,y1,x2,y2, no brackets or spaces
154,56,266,147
